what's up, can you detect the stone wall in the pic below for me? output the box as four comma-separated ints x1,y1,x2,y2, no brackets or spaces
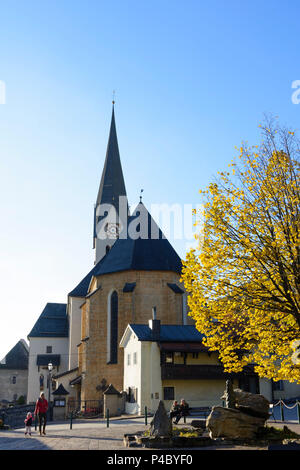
0,369,28,402
79,270,190,401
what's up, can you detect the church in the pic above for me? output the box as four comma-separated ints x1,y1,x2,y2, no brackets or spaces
27,103,190,407
26,104,300,413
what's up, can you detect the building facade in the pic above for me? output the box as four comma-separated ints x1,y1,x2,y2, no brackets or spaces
0,340,29,404
27,303,69,403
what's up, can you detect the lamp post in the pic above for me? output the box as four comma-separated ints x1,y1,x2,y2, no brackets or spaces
48,362,53,421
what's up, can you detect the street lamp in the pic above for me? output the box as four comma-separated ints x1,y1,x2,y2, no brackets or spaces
48,362,53,417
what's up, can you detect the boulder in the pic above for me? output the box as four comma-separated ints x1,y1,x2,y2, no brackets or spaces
149,401,172,438
206,406,266,440
233,389,270,418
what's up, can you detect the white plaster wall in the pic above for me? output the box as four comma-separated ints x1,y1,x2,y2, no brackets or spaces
68,296,84,370
27,337,69,403
122,332,142,414
259,378,272,402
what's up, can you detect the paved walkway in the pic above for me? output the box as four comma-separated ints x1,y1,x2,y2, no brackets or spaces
0,416,299,451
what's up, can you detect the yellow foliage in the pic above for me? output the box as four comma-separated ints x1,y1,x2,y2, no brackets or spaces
181,121,300,383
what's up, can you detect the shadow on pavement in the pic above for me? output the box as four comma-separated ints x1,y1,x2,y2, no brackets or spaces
0,436,51,450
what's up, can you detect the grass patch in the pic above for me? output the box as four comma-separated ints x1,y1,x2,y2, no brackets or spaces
143,427,201,439
257,425,300,441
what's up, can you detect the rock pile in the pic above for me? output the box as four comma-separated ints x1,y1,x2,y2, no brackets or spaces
207,388,270,440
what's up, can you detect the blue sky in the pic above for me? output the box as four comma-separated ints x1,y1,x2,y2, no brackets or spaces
1,0,300,358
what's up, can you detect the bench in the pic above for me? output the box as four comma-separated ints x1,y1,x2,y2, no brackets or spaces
189,407,211,418
179,406,211,423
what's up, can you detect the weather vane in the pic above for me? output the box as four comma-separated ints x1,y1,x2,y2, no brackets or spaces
140,189,144,203
112,90,116,105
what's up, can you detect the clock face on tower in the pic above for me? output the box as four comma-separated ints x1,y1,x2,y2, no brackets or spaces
105,223,120,239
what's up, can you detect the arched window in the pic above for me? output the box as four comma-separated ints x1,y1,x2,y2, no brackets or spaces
106,245,110,254
107,291,118,364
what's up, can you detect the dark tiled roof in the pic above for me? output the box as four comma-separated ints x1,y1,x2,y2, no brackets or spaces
36,354,60,366
123,282,136,292
52,367,78,379
52,384,69,395
71,204,182,298
167,283,184,294
93,204,183,276
28,303,68,338
0,340,29,370
69,375,82,386
103,384,121,395
129,324,204,342
68,262,101,297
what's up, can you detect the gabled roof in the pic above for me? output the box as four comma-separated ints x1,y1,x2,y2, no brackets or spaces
28,303,68,338
52,384,69,396
92,203,183,276
70,203,183,298
122,324,205,343
0,340,29,370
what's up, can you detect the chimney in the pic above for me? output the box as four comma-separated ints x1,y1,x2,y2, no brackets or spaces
149,306,160,341
152,306,157,320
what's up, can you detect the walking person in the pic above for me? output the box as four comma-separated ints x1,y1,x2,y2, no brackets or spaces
24,411,33,436
34,392,48,436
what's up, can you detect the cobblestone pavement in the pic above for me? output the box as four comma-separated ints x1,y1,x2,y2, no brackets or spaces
0,417,299,451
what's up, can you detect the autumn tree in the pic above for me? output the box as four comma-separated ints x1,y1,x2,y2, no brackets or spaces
182,119,300,382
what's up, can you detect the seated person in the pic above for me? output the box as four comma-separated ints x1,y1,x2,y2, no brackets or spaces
169,400,180,420
173,399,190,424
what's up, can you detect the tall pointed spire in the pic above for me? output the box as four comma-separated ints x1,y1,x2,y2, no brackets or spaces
93,103,128,263
96,103,127,211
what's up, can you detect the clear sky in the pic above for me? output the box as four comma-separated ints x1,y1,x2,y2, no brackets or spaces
1,0,300,359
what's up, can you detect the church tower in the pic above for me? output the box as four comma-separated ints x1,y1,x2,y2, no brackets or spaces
93,103,128,264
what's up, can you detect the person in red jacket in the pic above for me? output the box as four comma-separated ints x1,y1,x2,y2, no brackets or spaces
34,392,48,436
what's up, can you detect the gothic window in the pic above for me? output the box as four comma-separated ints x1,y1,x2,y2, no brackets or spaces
107,290,118,364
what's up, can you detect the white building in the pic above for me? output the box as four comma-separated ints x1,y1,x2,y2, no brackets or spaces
27,303,69,404
120,319,300,416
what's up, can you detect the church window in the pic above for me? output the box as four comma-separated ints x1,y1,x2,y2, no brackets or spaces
133,352,137,365
46,346,52,353
11,376,17,384
106,245,110,254
107,290,118,364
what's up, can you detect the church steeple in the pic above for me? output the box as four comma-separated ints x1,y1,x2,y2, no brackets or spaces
93,103,128,264
96,103,127,209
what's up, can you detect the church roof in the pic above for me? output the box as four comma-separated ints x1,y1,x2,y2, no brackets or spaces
0,340,29,370
68,262,101,298
92,203,183,276
28,303,68,338
70,204,182,297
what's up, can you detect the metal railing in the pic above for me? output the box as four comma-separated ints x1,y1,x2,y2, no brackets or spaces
67,400,103,419
0,404,35,429
269,399,300,423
